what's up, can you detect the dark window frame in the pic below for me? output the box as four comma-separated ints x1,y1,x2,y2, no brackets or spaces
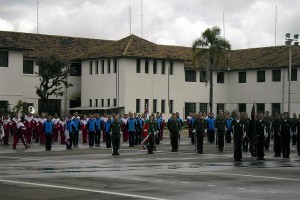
153,60,157,74
238,71,246,83
271,103,281,115
185,70,196,82
153,99,157,113
107,99,111,107
113,98,117,106
89,99,92,107
256,103,265,114
89,61,93,75
70,62,82,76
199,103,208,115
145,59,149,74
0,51,8,67
23,59,34,74
169,100,173,113
136,59,141,73
161,60,165,74
217,72,225,83
113,59,117,73
200,71,207,82
238,103,246,112
272,69,281,82
161,99,165,113
107,60,111,74
95,99,98,107
291,68,297,81
101,60,105,74
257,70,265,82
95,61,99,74
136,99,141,113
169,61,174,75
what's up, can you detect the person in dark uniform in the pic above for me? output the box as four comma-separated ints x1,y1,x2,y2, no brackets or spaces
225,113,233,143
231,112,245,161
256,113,266,160
110,115,121,155
291,113,297,145
272,113,282,157
280,113,291,158
296,114,300,156
264,111,272,151
168,113,180,152
193,112,206,154
216,110,226,152
242,112,250,152
147,115,157,154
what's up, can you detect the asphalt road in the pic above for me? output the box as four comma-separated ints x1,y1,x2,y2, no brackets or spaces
0,133,299,200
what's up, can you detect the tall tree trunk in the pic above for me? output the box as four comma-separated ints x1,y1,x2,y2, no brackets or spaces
209,63,213,113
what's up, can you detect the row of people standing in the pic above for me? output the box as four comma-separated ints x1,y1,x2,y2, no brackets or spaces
186,110,300,161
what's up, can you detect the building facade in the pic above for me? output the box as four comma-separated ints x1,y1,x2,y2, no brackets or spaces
0,31,299,117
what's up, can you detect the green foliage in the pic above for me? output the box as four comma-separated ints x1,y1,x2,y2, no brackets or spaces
13,100,29,115
35,55,74,112
0,101,10,115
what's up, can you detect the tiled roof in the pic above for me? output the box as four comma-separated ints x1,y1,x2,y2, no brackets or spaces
0,31,113,60
0,30,299,69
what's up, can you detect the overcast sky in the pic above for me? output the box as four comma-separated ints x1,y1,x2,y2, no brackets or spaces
0,0,299,49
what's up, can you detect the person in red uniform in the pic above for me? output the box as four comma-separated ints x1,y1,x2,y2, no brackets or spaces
52,113,60,142
32,114,39,142
24,112,34,144
57,116,66,144
1,114,11,145
81,115,88,143
12,117,29,149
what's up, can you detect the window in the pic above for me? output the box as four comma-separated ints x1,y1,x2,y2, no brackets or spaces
217,103,225,113
113,59,117,73
169,100,173,113
89,99,92,107
272,69,281,82
256,103,265,114
95,99,98,107
136,99,141,113
153,60,157,74
23,60,34,74
257,70,265,82
153,99,157,113
217,72,225,83
185,70,196,82
0,101,9,112
239,72,246,83
145,99,149,112
95,61,99,74
145,59,149,73
238,103,246,112
69,98,81,108
89,61,93,75
107,99,111,107
200,71,207,82
0,51,8,67
291,68,297,81
107,60,111,73
161,61,165,74
101,60,104,74
185,103,196,119
101,99,104,107
169,61,174,75
70,62,82,76
199,103,207,115
272,103,281,115
113,98,117,106
136,59,141,73
161,99,165,113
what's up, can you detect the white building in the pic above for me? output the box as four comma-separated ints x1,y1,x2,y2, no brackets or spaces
0,31,299,117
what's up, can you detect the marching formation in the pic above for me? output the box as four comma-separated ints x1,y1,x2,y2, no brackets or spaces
187,109,300,161
1,109,300,161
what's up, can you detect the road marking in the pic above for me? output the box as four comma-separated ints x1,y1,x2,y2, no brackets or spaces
208,185,215,187
238,188,245,190
0,179,168,200
181,182,188,184
198,172,300,182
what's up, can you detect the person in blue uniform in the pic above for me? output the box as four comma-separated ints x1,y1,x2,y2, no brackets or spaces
67,116,76,149
87,114,96,147
44,116,54,151
72,112,80,147
95,114,102,147
127,112,136,147
105,115,113,148
206,113,216,144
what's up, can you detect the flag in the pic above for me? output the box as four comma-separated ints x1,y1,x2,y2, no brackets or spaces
251,103,255,120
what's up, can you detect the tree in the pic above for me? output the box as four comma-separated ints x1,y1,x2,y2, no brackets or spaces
36,55,73,113
192,26,231,113
13,100,29,115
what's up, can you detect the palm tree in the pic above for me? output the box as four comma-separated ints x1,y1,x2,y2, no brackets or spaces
192,26,231,113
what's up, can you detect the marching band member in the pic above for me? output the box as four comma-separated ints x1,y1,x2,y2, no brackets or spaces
72,112,80,147
58,116,66,144
13,118,29,149
80,115,88,144
104,115,113,148
121,114,129,142
2,114,11,145
155,113,162,145
87,114,96,147
135,114,144,145
146,115,157,154
102,113,108,142
127,112,136,147
52,113,60,142
95,114,102,146
24,112,34,144
44,115,54,151
110,115,121,155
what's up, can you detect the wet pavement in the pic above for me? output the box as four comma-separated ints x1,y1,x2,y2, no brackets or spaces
0,133,299,200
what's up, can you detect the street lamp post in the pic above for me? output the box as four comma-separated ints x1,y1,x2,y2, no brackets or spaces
285,33,299,117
